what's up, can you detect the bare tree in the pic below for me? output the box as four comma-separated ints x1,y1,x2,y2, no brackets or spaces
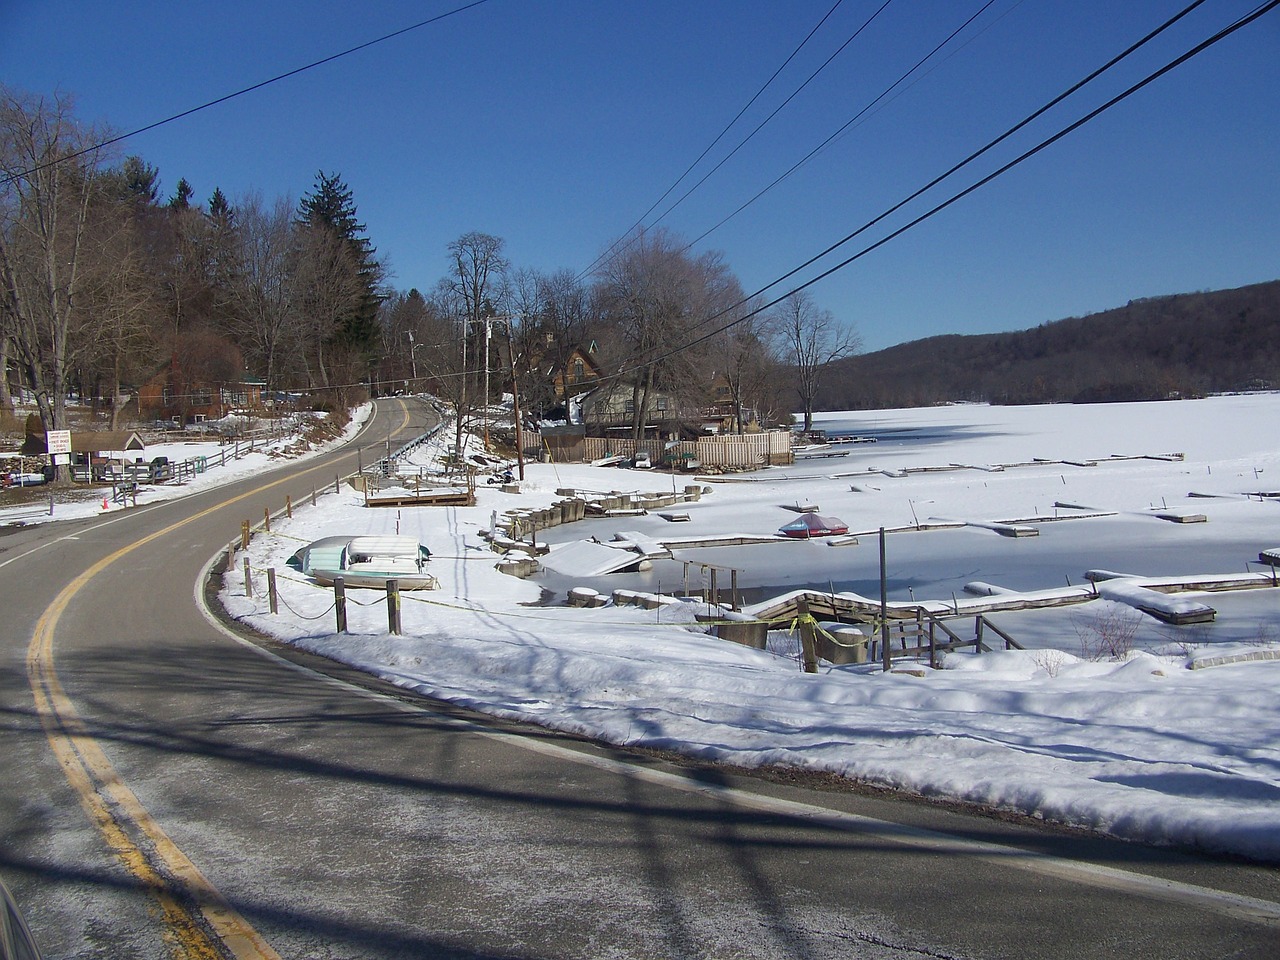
377,287,438,390
773,290,860,432
0,86,112,438
711,303,780,433
595,229,729,442
228,193,296,392
447,232,508,449
287,222,364,391
505,267,596,417
75,208,160,428
423,278,476,458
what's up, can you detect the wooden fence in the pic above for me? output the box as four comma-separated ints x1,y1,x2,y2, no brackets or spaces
546,430,793,469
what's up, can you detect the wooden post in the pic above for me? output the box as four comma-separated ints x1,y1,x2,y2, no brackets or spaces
242,557,253,597
334,577,347,634
683,561,690,598
335,475,341,494
241,520,250,550
311,487,317,507
386,579,401,635
286,494,293,518
263,506,271,533
928,616,937,669
796,599,818,673
48,493,54,516
880,527,891,673
710,567,719,608
731,568,740,612
267,568,278,615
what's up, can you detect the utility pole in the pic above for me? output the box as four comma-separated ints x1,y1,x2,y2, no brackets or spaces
456,317,468,462
406,331,417,387
483,315,493,451
506,322,526,480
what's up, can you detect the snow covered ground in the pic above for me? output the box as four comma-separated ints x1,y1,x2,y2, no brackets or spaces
0,412,368,526
31,396,1280,861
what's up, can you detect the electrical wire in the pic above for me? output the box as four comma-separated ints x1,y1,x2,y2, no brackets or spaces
0,0,492,188
669,0,1215,342
575,0,848,284
578,0,895,284
683,0,1008,251
634,0,897,239
619,0,1280,377
577,0,1213,389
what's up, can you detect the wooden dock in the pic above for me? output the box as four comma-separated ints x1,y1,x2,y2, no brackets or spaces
362,471,476,507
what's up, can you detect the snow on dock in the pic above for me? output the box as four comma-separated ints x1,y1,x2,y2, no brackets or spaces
1093,579,1216,625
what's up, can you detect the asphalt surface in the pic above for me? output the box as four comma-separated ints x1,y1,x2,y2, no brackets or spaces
2,396,1278,959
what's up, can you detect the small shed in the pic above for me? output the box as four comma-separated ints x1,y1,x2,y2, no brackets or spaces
21,430,147,481
21,430,146,456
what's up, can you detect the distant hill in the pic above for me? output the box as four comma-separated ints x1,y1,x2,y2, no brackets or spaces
816,279,1280,409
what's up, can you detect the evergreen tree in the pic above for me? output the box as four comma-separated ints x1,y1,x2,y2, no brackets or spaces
205,187,240,303
296,171,382,355
120,155,160,204
169,177,194,210
208,187,232,224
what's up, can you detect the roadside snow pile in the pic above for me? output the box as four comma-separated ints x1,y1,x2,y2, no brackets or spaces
221,395,1280,860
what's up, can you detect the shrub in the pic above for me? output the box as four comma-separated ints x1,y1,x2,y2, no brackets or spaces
1074,604,1142,660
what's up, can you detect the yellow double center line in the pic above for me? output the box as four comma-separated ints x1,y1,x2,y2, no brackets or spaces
24,399,412,956
26,488,299,957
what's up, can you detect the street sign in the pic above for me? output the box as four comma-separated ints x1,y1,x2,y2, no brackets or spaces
46,430,72,456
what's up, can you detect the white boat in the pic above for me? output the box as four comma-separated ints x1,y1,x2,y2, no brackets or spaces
289,535,437,590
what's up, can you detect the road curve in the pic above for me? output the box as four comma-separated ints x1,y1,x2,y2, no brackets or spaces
2,397,1278,959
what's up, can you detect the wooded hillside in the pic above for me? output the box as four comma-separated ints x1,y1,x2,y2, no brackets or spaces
816,280,1280,408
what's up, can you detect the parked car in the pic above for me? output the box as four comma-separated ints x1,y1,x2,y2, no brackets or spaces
3,472,47,487
632,450,652,469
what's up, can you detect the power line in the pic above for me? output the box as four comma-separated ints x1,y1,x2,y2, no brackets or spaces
683,0,1008,251
578,0,893,284
575,0,848,284
636,0,897,236
674,0,1213,346
633,0,1280,376
0,0,493,188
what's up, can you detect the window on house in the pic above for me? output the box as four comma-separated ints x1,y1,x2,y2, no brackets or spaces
624,399,635,414
573,360,584,382
655,397,668,412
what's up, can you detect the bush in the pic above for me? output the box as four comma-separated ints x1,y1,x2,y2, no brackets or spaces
1074,604,1142,660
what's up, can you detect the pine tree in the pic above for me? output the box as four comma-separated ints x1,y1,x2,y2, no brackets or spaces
208,187,232,224
121,156,160,204
296,171,382,354
169,177,194,210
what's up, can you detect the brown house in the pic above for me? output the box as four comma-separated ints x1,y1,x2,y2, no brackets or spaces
548,342,603,401
136,369,265,426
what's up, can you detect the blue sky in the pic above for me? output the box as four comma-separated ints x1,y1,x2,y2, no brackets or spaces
3,0,1277,352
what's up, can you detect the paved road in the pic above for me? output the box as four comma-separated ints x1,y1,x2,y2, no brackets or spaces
2,397,1277,959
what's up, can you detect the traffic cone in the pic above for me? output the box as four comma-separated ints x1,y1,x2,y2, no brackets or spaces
102,496,109,510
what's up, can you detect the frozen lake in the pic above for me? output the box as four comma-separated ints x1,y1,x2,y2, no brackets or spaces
532,399,1280,606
